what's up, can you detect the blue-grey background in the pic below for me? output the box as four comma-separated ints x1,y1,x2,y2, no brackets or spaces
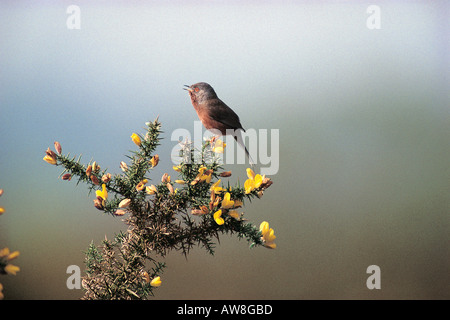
0,1,448,299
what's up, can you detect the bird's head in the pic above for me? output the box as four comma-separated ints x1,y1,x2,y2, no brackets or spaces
183,82,218,103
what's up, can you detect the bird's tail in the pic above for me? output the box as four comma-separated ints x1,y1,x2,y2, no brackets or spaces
234,129,255,167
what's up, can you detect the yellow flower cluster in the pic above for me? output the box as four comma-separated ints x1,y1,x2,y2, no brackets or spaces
219,192,241,224
244,168,273,196
210,179,225,194
142,272,162,287
191,166,213,185
207,169,276,248
0,248,20,275
244,168,262,194
188,167,275,233
193,174,244,225
212,191,242,225
0,247,21,299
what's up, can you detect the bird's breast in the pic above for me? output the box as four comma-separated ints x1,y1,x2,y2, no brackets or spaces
194,103,227,135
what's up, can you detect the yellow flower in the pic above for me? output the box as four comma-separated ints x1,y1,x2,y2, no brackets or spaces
200,169,212,183
150,155,159,168
244,179,254,194
136,179,148,191
43,155,57,165
212,139,226,153
131,133,141,146
202,173,212,183
221,192,235,209
0,207,4,215
150,276,162,287
43,147,57,165
175,180,185,185
214,210,224,225
198,166,206,174
244,168,264,194
210,180,224,194
254,175,263,189
7,251,19,261
145,185,157,195
5,264,20,275
260,221,276,249
0,247,10,258
95,184,108,200
191,166,212,185
173,165,182,172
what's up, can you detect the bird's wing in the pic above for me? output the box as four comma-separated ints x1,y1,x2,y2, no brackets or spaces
207,99,244,131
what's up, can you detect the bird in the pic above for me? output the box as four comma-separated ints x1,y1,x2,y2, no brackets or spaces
183,82,255,166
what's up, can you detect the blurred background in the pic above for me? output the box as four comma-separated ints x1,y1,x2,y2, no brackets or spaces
0,1,448,299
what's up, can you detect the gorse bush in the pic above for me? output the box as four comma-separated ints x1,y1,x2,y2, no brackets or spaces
44,118,275,300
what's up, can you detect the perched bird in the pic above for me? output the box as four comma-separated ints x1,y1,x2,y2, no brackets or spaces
184,82,255,166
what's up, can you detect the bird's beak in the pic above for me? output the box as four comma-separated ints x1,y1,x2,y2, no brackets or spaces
183,85,193,92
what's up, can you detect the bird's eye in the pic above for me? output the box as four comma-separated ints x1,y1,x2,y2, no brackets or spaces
194,87,199,92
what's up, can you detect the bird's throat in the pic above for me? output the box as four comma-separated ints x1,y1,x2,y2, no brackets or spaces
189,91,197,104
